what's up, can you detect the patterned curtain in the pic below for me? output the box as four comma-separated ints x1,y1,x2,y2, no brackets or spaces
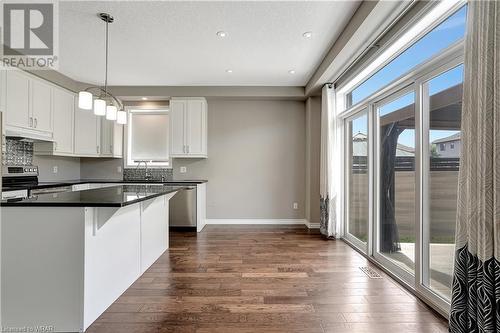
319,84,340,238
449,1,500,332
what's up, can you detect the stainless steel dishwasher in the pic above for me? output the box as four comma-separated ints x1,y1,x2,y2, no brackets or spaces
169,186,197,228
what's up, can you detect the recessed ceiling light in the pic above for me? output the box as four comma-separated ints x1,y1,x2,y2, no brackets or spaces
225,69,233,73
302,31,313,38
216,31,227,38
288,70,296,75
141,97,148,100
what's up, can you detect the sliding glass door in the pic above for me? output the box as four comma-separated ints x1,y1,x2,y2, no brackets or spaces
344,110,369,249
421,64,464,300
374,88,416,281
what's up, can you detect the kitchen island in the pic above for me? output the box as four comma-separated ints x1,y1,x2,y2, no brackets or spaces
1,184,185,332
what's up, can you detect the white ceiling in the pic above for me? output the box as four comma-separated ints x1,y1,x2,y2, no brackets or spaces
58,1,361,86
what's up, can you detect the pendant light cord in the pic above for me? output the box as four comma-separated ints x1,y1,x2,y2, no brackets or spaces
104,20,109,96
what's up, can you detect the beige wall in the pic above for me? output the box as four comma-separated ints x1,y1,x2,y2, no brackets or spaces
172,99,306,219
305,97,321,224
33,155,81,182
80,158,123,180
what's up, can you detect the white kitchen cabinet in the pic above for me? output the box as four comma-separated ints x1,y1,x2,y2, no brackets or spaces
52,89,75,155
5,70,30,130
30,78,53,134
112,122,123,157
170,99,186,156
100,118,123,158
5,69,53,140
170,97,207,158
74,106,100,157
0,69,6,113
34,87,77,156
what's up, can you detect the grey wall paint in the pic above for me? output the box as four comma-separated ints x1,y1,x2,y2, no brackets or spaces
80,158,123,180
171,99,306,220
33,155,81,181
305,97,321,223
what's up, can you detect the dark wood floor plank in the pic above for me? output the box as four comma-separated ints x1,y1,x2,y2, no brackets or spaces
87,225,448,333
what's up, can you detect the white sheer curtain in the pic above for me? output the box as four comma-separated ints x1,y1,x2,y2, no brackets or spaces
319,84,341,238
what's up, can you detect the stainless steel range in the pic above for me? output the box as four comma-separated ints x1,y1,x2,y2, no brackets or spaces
2,165,39,199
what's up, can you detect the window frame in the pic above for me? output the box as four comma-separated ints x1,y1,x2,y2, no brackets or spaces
337,2,467,318
336,0,467,114
124,107,171,168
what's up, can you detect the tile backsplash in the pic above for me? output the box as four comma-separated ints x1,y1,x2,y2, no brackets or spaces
2,138,34,166
123,168,173,181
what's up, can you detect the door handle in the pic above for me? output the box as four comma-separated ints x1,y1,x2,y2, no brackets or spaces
34,118,37,128
29,117,33,127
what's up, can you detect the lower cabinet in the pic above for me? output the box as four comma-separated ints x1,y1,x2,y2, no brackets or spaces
1,192,176,332
84,204,142,329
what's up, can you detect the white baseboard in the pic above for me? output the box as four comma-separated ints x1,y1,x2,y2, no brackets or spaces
204,219,308,225
306,221,320,229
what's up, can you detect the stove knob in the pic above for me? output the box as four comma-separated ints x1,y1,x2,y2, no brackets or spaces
24,168,28,172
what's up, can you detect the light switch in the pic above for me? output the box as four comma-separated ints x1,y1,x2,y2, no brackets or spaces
53,166,58,174
293,202,298,210
180,166,187,174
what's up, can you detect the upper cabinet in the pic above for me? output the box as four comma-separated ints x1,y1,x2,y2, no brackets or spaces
34,87,75,156
170,97,207,158
74,105,100,157
0,69,6,113
5,70,30,131
52,89,75,155
100,119,123,158
4,69,123,159
5,70,52,140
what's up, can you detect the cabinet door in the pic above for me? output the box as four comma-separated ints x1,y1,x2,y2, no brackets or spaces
112,123,123,157
186,99,207,156
30,78,53,133
170,100,186,156
100,119,114,156
52,89,74,154
0,69,6,113
74,107,99,156
5,70,30,129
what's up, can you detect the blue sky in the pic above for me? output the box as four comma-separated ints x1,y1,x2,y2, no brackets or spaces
350,6,467,149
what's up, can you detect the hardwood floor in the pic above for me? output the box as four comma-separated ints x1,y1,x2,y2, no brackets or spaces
86,225,449,333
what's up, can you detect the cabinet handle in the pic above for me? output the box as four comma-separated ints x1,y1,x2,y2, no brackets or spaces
187,145,189,153
34,118,37,128
54,142,58,151
97,145,100,154
183,145,186,153
29,117,33,127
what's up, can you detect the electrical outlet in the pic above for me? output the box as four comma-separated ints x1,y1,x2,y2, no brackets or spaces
117,166,122,173
180,166,187,174
53,166,58,174
293,202,298,210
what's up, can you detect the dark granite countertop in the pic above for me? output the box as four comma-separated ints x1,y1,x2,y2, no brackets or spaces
1,184,186,207
2,179,207,192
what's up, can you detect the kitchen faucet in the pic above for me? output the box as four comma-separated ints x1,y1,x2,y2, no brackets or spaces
136,161,152,181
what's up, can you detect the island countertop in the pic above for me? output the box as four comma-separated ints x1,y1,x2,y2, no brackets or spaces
1,183,186,207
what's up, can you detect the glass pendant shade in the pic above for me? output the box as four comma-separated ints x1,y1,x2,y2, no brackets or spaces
78,91,93,110
93,99,106,116
116,110,127,124
106,105,117,120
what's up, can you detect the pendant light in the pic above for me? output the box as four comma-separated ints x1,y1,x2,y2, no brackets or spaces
77,13,126,124
106,105,117,120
